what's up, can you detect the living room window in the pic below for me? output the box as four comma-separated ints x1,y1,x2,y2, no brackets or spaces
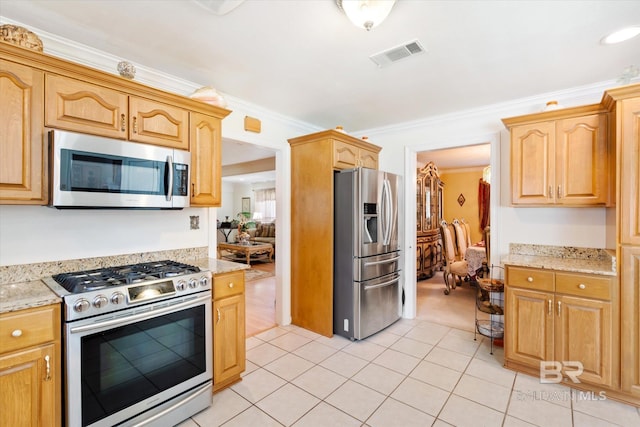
254,188,276,222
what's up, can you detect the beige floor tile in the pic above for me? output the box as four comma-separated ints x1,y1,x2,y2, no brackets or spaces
268,331,312,352
242,359,259,376
432,420,455,427
372,348,421,375
409,360,462,392
367,397,435,427
314,334,352,350
438,394,504,427
512,373,573,408
366,330,402,348
291,402,361,427
325,380,386,422
246,342,288,366
175,418,199,427
389,336,433,359
292,340,338,364
230,368,286,403
573,411,627,427
342,340,387,361
291,365,347,400
507,388,573,427
220,406,282,427
424,346,472,372
465,357,516,389
384,319,417,336
256,383,320,426
319,350,368,378
404,322,451,345
191,388,250,427
453,374,512,412
572,394,640,426
254,326,290,341
501,415,537,427
264,353,314,381
390,377,450,417
281,324,323,340
245,336,263,350
351,363,406,395
436,332,482,356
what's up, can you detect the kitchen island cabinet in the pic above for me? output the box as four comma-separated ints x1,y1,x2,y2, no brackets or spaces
0,41,230,207
288,129,381,337
0,304,61,427
212,270,245,392
502,105,611,206
0,58,46,204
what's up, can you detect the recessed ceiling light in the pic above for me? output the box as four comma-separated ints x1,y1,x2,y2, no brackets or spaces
601,26,640,44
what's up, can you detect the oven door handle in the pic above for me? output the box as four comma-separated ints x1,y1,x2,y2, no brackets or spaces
69,294,210,334
131,381,212,427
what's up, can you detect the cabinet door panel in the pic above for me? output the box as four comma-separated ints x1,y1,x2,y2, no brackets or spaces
213,295,245,385
0,60,45,203
505,287,553,367
45,74,127,139
190,112,221,206
333,141,358,169
621,246,640,396
359,149,378,169
511,122,555,204
0,344,58,427
556,114,608,205
555,295,612,386
129,97,188,149
620,98,640,245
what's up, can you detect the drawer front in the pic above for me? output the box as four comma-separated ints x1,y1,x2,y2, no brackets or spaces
0,305,60,354
214,271,245,300
555,273,612,300
506,266,554,291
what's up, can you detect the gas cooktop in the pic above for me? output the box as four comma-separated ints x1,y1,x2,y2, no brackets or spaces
52,260,201,293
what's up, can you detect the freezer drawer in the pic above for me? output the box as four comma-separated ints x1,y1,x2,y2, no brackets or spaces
334,271,401,340
356,251,401,282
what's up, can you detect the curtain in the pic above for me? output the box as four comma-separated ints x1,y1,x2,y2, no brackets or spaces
478,179,490,232
254,188,276,221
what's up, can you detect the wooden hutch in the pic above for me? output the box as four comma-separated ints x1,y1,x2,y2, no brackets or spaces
416,162,444,279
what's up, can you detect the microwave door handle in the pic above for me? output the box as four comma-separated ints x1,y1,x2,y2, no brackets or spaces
166,155,174,201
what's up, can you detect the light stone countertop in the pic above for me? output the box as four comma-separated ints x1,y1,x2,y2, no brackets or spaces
501,244,616,276
0,254,250,315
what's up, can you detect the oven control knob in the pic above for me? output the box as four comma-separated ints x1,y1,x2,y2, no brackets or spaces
199,276,209,287
73,299,90,313
176,280,187,291
111,292,125,305
93,295,108,309
188,278,197,289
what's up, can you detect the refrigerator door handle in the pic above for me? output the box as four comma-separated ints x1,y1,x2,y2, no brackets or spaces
363,256,400,267
364,276,400,291
381,178,392,246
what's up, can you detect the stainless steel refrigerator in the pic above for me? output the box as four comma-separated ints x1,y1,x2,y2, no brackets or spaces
334,167,402,340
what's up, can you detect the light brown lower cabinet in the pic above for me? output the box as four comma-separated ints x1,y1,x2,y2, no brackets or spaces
0,304,61,427
213,271,246,392
505,266,616,390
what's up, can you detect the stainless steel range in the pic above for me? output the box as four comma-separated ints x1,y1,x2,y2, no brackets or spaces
43,260,213,427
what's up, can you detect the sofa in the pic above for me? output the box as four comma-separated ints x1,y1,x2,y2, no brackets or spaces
247,221,275,249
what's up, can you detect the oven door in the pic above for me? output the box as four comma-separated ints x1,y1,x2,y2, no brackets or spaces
64,293,212,427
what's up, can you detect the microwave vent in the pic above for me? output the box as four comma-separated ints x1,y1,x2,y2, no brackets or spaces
369,39,426,68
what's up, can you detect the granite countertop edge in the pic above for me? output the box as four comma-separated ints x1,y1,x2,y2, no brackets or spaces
0,257,250,315
501,254,616,276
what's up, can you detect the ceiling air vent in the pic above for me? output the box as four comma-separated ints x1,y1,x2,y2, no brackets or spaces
369,39,426,68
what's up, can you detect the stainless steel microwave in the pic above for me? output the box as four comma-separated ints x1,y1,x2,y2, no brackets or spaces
49,130,190,209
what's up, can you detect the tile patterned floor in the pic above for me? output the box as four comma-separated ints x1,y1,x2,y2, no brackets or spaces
178,319,640,427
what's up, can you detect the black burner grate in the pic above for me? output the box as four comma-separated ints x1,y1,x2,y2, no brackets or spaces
53,260,200,293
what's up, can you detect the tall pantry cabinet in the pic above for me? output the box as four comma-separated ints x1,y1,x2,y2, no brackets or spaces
602,83,640,401
288,129,381,337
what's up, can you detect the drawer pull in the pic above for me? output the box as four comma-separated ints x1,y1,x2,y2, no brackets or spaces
11,329,22,337
132,116,138,133
578,284,586,290
120,114,126,131
527,277,534,282
548,299,552,315
228,283,234,288
217,308,221,324
557,301,562,316
44,355,51,381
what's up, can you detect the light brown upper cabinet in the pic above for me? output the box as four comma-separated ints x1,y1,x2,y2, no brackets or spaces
333,139,379,169
190,112,223,207
503,105,611,206
46,74,189,149
0,58,46,204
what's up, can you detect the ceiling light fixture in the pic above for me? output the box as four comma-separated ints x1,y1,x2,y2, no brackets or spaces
336,0,396,31
601,26,640,44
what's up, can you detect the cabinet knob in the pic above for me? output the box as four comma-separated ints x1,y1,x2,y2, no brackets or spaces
228,282,234,288
578,283,586,289
11,329,22,337
527,277,534,282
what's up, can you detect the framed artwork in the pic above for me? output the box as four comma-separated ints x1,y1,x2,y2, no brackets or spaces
241,197,250,213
